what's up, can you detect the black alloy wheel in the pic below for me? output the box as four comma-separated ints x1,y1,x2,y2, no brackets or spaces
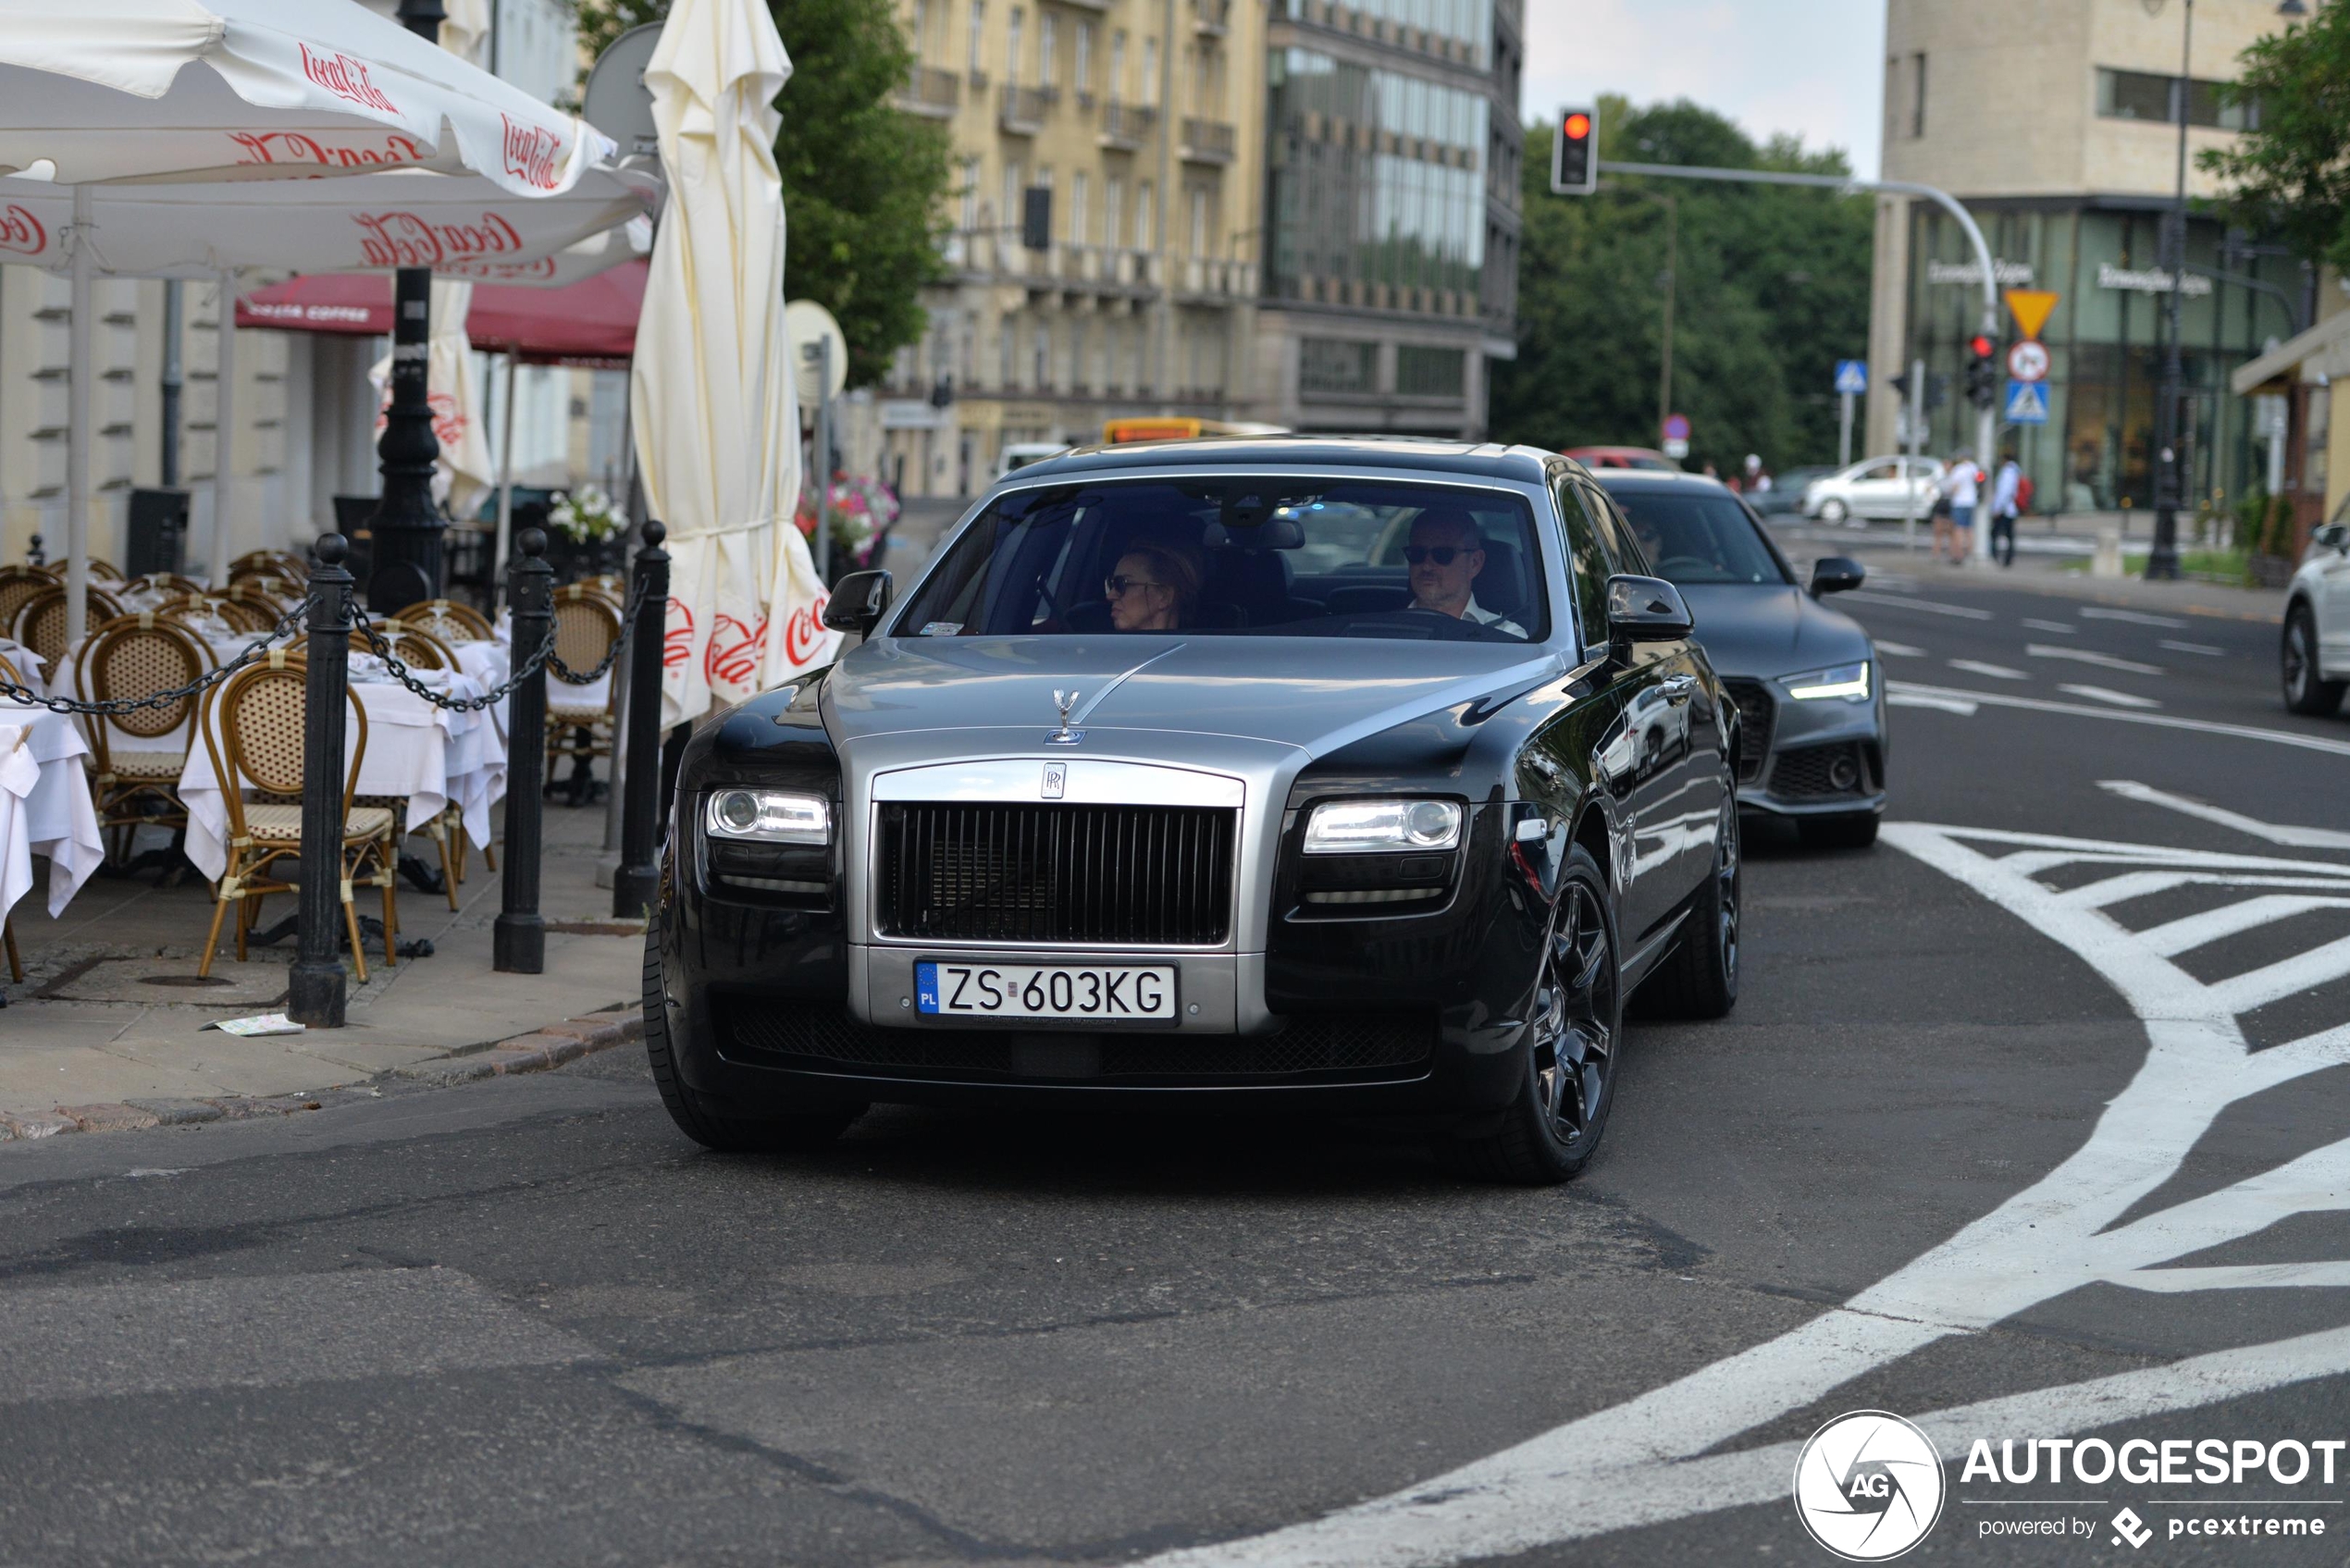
2282,604,2345,716
1443,843,1622,1185
1638,795,1741,1019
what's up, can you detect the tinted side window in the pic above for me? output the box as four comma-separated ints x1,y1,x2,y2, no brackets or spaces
1553,478,1612,656
1581,484,1651,575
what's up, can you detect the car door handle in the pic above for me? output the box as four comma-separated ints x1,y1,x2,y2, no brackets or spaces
1661,674,1698,704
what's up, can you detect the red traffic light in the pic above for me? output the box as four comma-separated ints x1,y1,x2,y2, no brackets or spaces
1564,112,1591,141
1969,335,1995,359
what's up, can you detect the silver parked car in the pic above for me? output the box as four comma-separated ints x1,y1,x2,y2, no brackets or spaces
1801,456,1944,525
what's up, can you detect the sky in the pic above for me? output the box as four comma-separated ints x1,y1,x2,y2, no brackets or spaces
1521,0,1888,179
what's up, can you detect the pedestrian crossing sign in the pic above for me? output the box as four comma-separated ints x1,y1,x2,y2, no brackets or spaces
2003,379,2048,425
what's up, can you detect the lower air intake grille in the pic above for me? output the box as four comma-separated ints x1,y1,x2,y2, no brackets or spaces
1770,741,1873,798
877,802,1236,945
724,1003,1433,1080
1719,679,1775,784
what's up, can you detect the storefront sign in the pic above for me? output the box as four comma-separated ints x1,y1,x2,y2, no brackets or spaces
1930,258,2035,287
2097,262,2213,298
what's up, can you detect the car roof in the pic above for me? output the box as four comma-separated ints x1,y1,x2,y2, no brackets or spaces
1588,468,1738,495
1003,435,1557,484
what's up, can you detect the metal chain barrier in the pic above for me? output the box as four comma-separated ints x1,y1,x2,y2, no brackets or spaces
0,600,309,718
549,574,653,686
346,573,650,711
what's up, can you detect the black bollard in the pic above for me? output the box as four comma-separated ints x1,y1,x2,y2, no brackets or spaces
495,527,552,973
289,535,354,1026
612,521,671,918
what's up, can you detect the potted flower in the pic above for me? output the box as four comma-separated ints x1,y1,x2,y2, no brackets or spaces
544,483,627,582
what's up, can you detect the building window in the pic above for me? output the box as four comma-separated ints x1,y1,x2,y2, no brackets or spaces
1006,6,1021,83
1188,186,1207,256
1106,174,1124,248
1141,36,1158,106
910,0,928,58
1111,31,1126,100
1033,320,1051,389
1075,21,1093,96
1039,12,1057,88
1136,179,1155,251
999,317,1016,389
1070,171,1089,246
2096,68,2260,130
1397,344,1466,398
1911,52,1926,139
1299,338,1376,395
959,156,979,231
968,0,983,73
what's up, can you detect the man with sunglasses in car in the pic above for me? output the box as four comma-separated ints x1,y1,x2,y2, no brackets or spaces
1404,507,1526,636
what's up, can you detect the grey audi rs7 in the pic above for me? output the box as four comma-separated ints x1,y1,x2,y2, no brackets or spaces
647,438,1744,1182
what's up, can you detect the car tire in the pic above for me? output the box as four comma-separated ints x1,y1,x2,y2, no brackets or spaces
1640,798,1740,1020
642,926,866,1154
2282,603,2345,716
1799,811,1880,851
1817,498,1849,524
1441,844,1623,1186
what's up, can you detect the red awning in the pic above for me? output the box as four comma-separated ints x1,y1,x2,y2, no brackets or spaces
236,260,647,365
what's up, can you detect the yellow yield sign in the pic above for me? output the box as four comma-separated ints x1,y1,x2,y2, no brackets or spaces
2005,289,2059,341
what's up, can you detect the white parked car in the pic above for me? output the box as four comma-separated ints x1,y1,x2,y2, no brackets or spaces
1802,456,1945,525
2282,507,2350,716
996,441,1070,478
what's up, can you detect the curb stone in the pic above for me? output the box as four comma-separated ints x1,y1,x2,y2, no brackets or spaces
2,1012,644,1142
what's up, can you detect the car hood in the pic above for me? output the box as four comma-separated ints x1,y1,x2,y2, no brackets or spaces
1677,584,1873,678
822,635,1557,754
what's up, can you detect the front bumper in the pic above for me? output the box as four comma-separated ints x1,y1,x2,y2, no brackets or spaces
1731,679,1888,819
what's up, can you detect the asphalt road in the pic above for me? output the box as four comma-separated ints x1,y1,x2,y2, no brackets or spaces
3,568,2346,1567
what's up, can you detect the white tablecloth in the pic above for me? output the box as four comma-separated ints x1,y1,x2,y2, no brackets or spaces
0,706,106,920
178,678,509,883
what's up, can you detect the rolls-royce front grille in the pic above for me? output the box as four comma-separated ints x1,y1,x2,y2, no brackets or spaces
1719,678,1775,784
876,802,1237,945
724,1002,1432,1080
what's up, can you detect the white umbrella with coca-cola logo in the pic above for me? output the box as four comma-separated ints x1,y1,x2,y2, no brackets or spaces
0,0,617,636
629,0,838,730
0,165,650,583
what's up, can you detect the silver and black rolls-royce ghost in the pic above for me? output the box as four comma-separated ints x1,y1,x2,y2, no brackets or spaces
647,440,1744,1183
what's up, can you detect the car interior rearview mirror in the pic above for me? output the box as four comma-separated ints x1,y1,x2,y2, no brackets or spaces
822,569,894,636
1810,556,1866,597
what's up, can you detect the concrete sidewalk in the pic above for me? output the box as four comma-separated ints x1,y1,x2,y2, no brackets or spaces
1,796,646,1133
1766,516,2285,624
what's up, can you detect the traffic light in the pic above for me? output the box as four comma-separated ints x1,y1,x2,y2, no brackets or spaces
1965,334,1998,409
1552,105,1598,195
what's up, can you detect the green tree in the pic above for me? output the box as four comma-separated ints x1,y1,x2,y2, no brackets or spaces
575,0,952,389
1490,97,1874,476
2199,2,2350,275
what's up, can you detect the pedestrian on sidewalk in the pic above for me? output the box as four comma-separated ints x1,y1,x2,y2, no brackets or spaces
1936,454,1981,564
1990,453,2022,568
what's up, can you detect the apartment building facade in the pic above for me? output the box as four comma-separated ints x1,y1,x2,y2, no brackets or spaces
1865,0,2326,518
882,0,1522,497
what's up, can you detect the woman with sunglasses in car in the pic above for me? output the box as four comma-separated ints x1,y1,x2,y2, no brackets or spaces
1104,542,1202,632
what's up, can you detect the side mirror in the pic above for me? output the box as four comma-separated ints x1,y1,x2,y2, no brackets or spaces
2316,523,2350,556
822,569,894,636
1810,556,1866,597
1604,574,1694,652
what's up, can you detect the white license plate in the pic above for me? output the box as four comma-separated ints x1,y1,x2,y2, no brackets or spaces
915,961,1176,1019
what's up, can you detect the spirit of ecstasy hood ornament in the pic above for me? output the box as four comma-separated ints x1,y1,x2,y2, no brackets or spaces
1047,688,1083,745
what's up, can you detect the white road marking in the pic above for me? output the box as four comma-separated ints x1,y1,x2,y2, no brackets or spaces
2059,683,2162,709
1948,660,2029,680
2080,606,2190,628
2022,619,2077,634
2096,779,2350,850
1887,690,1979,715
1140,820,2350,1566
1886,682,2350,757
2135,895,2350,957
1843,590,1994,620
2028,644,2165,674
2159,639,2227,657
1873,640,1926,658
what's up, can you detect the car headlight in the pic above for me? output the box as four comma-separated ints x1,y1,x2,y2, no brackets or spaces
1303,798,1463,854
1782,661,1871,701
704,789,830,844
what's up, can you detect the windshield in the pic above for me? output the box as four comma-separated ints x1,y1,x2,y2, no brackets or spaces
894,478,1548,643
1602,488,1791,586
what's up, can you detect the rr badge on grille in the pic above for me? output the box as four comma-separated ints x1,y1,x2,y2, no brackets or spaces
1041,762,1067,799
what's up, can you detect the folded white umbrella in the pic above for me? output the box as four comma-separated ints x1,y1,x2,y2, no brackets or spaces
0,0,620,637
0,0,611,195
631,0,837,728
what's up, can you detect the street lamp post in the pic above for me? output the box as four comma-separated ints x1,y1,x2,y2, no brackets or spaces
368,0,451,612
2147,0,2195,581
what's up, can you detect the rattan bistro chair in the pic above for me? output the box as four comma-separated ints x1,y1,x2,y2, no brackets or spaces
229,549,309,584
546,586,623,806
195,657,398,981
0,567,54,642
159,593,274,637
76,614,209,861
394,598,496,646
13,583,125,671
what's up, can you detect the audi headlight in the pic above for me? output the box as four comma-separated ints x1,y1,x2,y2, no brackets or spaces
704,789,830,844
1782,661,1871,701
1303,798,1463,855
